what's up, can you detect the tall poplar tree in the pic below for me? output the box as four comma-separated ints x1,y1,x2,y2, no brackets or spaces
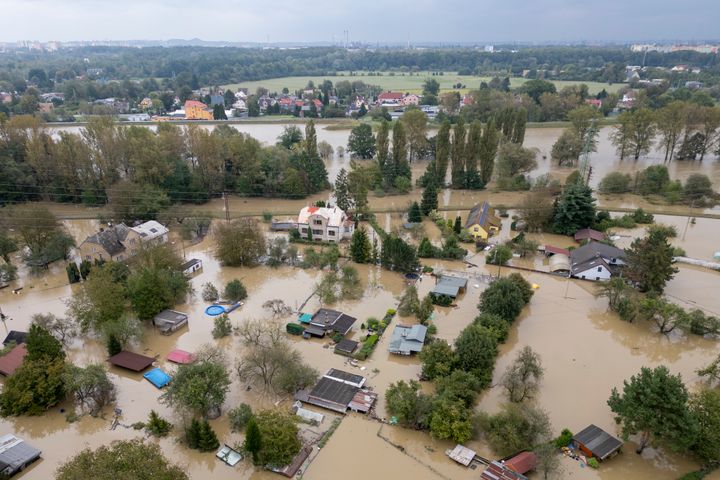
465,121,483,189
392,120,410,181
479,120,499,185
435,121,451,185
451,119,466,188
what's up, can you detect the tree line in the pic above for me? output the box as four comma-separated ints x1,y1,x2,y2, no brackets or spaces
0,115,329,210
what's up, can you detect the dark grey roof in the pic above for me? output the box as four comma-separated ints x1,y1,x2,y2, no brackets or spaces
84,223,130,256
465,202,501,229
334,339,358,354
571,256,610,275
570,241,625,274
310,309,356,334
571,241,625,264
573,424,623,460
326,369,365,385
2,331,27,346
309,377,358,406
331,314,356,335
303,325,326,337
180,258,202,270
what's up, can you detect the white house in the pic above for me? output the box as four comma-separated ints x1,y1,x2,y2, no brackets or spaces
570,241,626,282
297,206,354,242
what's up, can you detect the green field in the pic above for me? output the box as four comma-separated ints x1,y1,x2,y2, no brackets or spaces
222,72,624,96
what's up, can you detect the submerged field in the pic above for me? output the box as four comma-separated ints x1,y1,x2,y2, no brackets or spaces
221,72,624,96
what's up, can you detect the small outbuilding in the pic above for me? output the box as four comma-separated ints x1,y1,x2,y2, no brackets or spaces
574,228,605,243
308,308,357,336
153,310,189,334
0,434,41,477
143,368,172,389
272,445,313,478
108,351,155,372
296,369,374,414
573,424,623,460
181,258,202,276
0,344,27,377
431,274,469,300
388,324,427,355
543,245,570,257
216,444,243,466
504,451,537,475
166,349,196,364
549,253,571,274
334,339,358,356
446,444,477,467
2,331,27,347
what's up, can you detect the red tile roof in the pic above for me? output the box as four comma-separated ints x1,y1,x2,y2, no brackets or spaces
307,206,319,213
545,245,570,256
505,451,537,475
184,100,207,109
0,344,27,376
378,91,404,100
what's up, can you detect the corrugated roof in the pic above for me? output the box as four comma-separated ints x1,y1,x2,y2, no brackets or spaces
309,377,358,406
549,254,571,272
573,424,623,460
326,369,365,386
447,444,477,466
334,339,358,354
544,245,570,256
481,461,528,480
180,258,202,270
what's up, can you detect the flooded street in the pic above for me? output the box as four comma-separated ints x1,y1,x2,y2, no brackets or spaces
2,125,720,479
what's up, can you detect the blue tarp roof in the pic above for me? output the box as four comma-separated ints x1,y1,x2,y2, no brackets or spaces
143,368,171,388
299,313,313,324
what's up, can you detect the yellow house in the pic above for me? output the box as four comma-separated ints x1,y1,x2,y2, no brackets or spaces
184,100,213,120
464,201,501,240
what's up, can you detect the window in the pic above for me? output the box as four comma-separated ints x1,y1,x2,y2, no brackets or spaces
301,228,307,233
596,277,600,281
597,267,602,272
328,230,335,236
313,219,323,225
474,227,479,232
312,229,323,236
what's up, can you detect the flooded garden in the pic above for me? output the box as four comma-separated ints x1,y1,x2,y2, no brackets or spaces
1,124,719,479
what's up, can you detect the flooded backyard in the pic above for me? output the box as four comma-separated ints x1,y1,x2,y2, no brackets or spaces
0,212,718,479
1,123,719,478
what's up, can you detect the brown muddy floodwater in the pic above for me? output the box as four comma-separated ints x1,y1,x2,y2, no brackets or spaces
1,214,720,479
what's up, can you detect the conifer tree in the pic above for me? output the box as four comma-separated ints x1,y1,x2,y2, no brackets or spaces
465,120,483,189
421,182,438,216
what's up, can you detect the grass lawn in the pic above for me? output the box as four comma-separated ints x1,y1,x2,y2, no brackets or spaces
222,72,624,96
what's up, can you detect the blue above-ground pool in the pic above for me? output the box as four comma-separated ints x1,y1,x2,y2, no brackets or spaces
205,305,226,316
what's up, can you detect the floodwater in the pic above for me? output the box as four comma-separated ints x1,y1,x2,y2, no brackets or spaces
1,212,720,479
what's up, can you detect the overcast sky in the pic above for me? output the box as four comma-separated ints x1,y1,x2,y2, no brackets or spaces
3,0,719,44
